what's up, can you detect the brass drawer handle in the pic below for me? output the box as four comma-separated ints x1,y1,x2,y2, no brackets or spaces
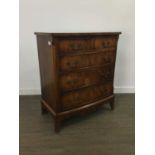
100,71,112,79
72,61,79,68
102,42,106,48
66,62,70,66
74,61,79,65
107,41,110,46
73,94,79,100
98,70,111,79
73,79,77,84
67,79,77,85
104,73,111,78
69,43,74,48
98,70,104,75
66,61,79,68
66,80,71,85
106,57,111,63
69,43,78,49
102,57,111,63
102,41,111,47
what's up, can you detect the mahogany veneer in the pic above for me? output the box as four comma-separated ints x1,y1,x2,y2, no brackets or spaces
35,32,121,132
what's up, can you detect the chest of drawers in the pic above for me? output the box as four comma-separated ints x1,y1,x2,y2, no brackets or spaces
35,32,121,132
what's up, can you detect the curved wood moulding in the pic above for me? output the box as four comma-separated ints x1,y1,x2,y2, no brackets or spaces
41,94,114,118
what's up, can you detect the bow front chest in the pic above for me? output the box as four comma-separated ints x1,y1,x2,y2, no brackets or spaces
35,32,121,132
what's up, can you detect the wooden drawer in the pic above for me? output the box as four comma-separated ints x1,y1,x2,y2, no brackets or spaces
58,38,94,52
61,83,113,111
94,37,117,49
59,50,115,71
60,66,113,92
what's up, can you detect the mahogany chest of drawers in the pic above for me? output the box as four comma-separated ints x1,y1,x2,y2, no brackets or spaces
35,32,121,132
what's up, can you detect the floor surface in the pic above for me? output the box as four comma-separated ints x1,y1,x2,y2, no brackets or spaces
20,94,135,155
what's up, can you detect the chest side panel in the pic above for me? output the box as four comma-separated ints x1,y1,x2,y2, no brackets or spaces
36,35,58,111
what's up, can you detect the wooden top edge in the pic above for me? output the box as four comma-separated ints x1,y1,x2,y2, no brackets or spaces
34,32,122,37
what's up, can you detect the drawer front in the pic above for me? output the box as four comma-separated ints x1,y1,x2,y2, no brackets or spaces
60,50,115,71
61,83,113,111
58,38,94,52
94,37,117,49
60,66,114,92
